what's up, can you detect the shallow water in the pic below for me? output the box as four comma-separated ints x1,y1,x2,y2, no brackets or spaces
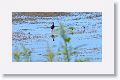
12,12,102,62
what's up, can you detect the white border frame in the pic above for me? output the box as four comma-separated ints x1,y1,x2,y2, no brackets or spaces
0,0,114,74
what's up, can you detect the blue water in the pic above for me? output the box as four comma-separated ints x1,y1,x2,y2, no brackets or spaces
12,12,102,62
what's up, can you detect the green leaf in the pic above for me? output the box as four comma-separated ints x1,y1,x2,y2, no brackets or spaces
13,50,20,62
22,46,28,55
21,45,31,62
68,27,75,30
75,59,88,62
47,53,54,62
64,38,71,42
70,51,77,55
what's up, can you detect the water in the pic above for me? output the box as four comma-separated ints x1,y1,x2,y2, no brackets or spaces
12,12,102,62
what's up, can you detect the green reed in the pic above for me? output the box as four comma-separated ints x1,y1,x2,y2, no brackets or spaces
13,45,31,62
13,50,20,62
52,23,87,62
45,46,54,62
13,24,87,62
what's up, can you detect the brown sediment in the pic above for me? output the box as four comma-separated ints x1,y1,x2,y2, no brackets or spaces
12,12,69,17
12,12,70,24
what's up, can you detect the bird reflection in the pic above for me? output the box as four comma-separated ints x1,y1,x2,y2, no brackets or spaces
51,35,55,41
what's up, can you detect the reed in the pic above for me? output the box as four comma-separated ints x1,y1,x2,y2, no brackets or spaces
13,45,31,62
13,24,87,62
13,50,20,62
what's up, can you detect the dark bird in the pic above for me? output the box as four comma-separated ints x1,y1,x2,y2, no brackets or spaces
51,22,55,32
28,32,31,39
82,26,85,33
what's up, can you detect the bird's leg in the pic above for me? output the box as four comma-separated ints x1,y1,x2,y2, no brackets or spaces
51,29,53,32
51,29,55,35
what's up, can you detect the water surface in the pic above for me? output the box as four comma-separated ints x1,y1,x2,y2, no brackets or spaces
12,12,102,62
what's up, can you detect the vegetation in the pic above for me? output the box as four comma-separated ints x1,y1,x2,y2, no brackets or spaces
44,46,54,62
68,27,75,30
13,24,87,62
75,59,88,62
13,45,31,62
13,50,20,62
47,23,87,62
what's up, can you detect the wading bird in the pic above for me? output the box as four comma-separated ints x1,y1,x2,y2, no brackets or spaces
50,22,55,41
51,22,55,32
82,26,85,33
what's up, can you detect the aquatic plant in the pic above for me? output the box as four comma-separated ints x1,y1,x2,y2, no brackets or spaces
75,58,89,62
13,24,87,62
68,27,75,30
68,27,75,34
46,46,54,62
13,50,20,62
13,45,31,62
59,24,71,61
42,41,55,62
53,23,87,62
21,45,31,62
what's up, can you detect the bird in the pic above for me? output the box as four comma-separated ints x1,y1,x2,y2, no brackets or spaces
82,26,85,33
51,22,55,32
